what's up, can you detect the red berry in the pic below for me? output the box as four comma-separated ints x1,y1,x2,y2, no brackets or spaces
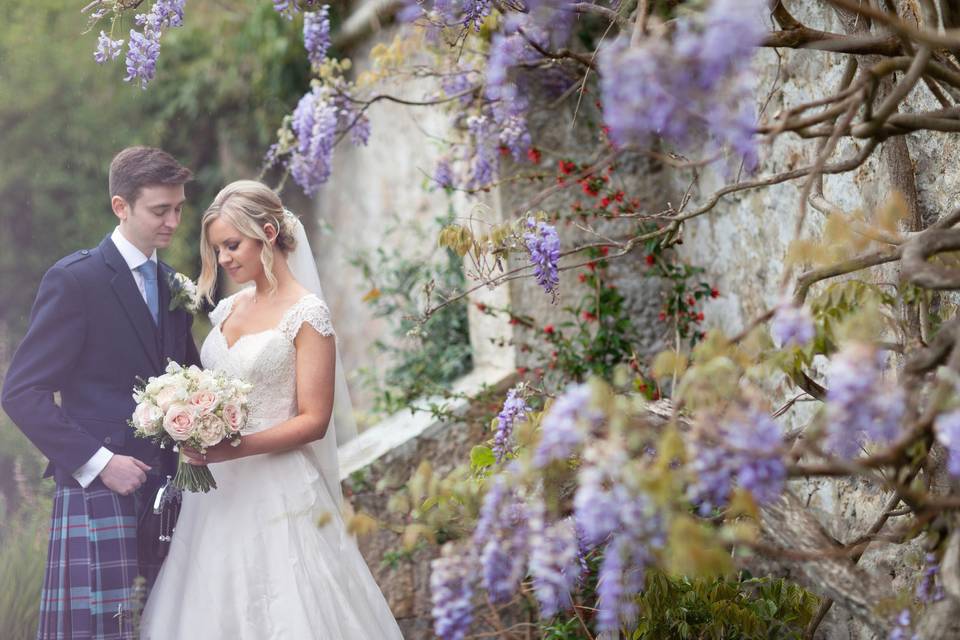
600,197,611,208
527,148,542,164
658,312,666,321
645,255,655,266
517,367,527,375
544,325,555,335
711,288,719,298
499,145,510,157
475,302,487,312
578,273,587,283
599,246,609,256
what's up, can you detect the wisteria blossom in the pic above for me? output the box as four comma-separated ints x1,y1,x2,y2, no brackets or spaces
599,0,766,169
825,344,906,458
770,301,815,348
430,547,477,640
524,218,561,301
94,31,124,64
688,407,785,514
492,386,530,461
303,6,331,67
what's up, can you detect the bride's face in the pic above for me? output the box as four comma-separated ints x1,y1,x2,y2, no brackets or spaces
206,216,266,284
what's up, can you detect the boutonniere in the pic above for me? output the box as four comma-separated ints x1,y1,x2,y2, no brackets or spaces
168,272,201,314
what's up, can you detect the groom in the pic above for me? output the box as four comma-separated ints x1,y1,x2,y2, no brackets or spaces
1,146,201,639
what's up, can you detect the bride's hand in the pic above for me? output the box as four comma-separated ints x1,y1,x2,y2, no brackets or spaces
182,441,238,465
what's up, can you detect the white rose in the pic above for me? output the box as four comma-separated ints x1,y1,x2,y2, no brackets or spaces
220,402,246,433
163,403,197,441
154,383,187,412
165,361,183,375
134,402,164,436
195,369,219,391
196,413,227,448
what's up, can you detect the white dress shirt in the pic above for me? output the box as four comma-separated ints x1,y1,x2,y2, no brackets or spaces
73,227,158,488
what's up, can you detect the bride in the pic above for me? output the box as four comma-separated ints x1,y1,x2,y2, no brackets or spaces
140,180,404,639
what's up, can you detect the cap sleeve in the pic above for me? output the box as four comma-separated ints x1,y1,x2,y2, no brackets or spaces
280,294,335,341
208,293,237,328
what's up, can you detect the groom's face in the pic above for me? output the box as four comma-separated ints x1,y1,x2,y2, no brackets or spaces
116,184,186,254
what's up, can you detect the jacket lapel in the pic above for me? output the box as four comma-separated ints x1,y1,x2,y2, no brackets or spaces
100,236,163,372
158,262,176,362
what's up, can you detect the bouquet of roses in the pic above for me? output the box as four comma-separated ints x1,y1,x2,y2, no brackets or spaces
129,361,252,492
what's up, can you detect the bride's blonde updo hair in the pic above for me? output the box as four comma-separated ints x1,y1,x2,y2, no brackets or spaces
197,179,298,303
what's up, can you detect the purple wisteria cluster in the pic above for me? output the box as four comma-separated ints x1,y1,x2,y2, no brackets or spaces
107,0,187,89
573,444,665,632
528,509,582,617
770,301,815,348
687,407,786,515
430,546,478,640
289,85,339,196
432,487,587,636
492,386,530,461
598,0,766,170
473,478,529,602
94,32,124,64
524,217,561,301
916,552,945,603
281,83,371,196
934,409,960,477
303,5,331,67
533,383,603,466
824,344,906,459
888,609,918,640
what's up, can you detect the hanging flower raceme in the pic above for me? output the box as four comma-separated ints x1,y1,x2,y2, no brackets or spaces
304,5,331,67
524,217,561,302
598,0,766,170
528,510,581,617
770,300,815,348
94,32,124,64
289,85,339,196
688,406,786,515
472,478,530,603
533,382,603,466
492,385,530,461
824,343,906,458
430,546,478,640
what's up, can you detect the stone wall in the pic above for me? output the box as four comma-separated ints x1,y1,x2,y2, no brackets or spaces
320,1,960,637
673,2,960,637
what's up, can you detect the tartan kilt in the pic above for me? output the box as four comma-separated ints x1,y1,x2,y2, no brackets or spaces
37,480,160,640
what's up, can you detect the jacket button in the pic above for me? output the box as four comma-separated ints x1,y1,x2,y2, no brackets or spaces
104,436,112,444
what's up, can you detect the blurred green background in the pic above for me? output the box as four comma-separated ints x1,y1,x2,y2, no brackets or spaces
0,2,316,635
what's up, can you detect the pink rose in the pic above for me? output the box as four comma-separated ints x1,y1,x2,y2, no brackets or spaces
163,403,197,441
134,402,164,436
196,414,227,448
189,390,220,415
220,402,246,433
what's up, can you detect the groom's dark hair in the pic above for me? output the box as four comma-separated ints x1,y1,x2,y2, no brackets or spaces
109,146,193,206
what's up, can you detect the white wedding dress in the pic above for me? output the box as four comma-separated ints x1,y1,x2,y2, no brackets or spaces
141,292,404,639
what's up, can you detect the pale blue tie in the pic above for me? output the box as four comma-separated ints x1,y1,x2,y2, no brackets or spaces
136,262,160,326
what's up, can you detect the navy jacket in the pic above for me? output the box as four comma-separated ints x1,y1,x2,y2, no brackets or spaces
1,235,202,486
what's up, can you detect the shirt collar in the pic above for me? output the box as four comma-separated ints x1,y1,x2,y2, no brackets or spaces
111,226,158,271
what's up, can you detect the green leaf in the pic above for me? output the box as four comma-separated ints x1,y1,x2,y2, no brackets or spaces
470,445,496,470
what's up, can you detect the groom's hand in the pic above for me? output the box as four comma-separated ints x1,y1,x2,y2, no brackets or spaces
100,455,151,495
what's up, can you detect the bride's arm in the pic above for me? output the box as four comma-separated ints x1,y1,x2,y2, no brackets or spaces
185,324,336,464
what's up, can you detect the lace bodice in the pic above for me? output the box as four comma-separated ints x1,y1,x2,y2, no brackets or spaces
200,292,335,431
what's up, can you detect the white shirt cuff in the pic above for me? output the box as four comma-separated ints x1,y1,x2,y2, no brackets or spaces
72,447,115,488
